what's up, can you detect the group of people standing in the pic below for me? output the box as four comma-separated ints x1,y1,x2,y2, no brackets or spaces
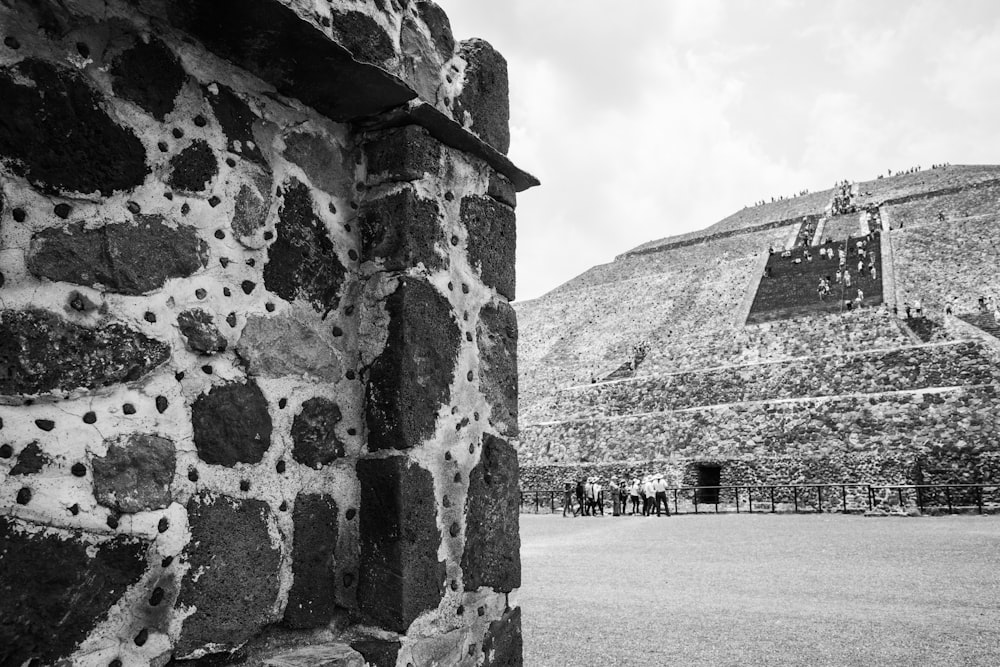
563,475,673,517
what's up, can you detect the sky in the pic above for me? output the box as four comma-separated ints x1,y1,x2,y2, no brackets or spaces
436,0,1000,302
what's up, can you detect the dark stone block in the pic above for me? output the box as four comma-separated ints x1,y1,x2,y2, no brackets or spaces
356,457,444,632
177,308,227,355
0,517,148,666
166,0,416,122
366,277,459,451
168,139,218,192
487,172,516,208
481,606,523,667
284,493,339,628
92,433,175,512
203,82,266,165
328,9,395,65
0,308,170,396
27,215,209,295
10,441,49,475
461,196,516,300
282,131,347,195
191,380,272,466
359,189,443,271
350,639,401,667
176,494,281,656
462,434,520,592
110,36,186,121
416,1,455,60
454,39,510,154
291,397,345,469
363,125,441,183
0,59,148,195
477,301,518,438
264,180,346,316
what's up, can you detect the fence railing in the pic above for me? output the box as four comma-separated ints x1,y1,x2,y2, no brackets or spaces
520,483,1000,516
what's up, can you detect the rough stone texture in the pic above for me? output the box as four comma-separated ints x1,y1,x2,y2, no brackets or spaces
27,215,209,295
91,433,176,513
284,494,339,628
283,131,347,194
350,639,401,667
0,308,170,396
487,172,517,208
176,495,281,656
462,434,520,593
264,180,346,316
359,188,444,271
232,174,273,241
204,82,267,165
366,277,460,451
540,341,1000,421
328,9,395,65
0,59,149,195
363,125,442,183
523,384,1000,466
177,308,227,354
481,606,523,667
0,517,148,666
10,441,50,475
110,35,186,121
291,397,345,469
454,39,510,154
167,0,416,121
168,139,219,192
191,380,273,466
236,308,344,381
357,457,444,632
416,1,456,60
477,300,519,437
461,195,516,300
263,644,365,667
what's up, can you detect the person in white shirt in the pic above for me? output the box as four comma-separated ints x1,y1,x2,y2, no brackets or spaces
642,477,655,516
653,474,671,516
592,480,603,516
629,478,641,515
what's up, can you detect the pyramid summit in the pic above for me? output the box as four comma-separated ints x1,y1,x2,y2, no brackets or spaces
516,164,1000,505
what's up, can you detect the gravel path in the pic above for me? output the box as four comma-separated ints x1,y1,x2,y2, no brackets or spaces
516,513,1000,666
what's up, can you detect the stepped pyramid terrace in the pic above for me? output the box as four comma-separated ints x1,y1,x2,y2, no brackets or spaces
516,165,1000,510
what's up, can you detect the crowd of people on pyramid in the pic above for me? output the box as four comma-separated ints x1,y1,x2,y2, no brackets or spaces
748,189,812,208
832,179,856,215
562,475,673,517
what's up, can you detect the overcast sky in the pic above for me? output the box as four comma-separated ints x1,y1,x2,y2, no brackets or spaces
436,0,1000,302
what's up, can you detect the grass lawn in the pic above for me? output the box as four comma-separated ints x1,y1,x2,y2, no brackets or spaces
516,513,1000,666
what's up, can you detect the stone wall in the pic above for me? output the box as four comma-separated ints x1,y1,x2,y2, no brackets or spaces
520,384,1000,466
891,215,1000,315
530,341,1000,422
883,179,1000,230
0,1,529,665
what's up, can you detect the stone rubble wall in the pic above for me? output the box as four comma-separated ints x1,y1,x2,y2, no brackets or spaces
0,1,526,665
883,179,1000,231
890,214,1000,315
520,384,1000,467
529,341,1000,423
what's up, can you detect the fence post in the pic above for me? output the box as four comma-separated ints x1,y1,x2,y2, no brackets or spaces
867,486,873,511
770,486,776,513
715,488,719,514
748,486,753,514
946,487,953,514
977,486,983,515
735,486,740,514
694,488,699,514
534,491,539,513
816,486,822,513
793,486,798,513
673,489,679,516
550,491,555,514
841,485,847,513
897,487,904,510
916,486,923,513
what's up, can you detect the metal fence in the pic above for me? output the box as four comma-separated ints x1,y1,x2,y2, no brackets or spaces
520,483,1000,516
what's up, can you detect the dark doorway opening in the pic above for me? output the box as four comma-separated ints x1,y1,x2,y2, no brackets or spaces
696,464,721,504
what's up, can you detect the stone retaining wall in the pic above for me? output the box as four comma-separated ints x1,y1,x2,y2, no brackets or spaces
530,341,1000,422
0,1,527,665
520,385,1000,466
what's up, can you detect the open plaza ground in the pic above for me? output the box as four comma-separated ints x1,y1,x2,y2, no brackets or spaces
516,513,1000,666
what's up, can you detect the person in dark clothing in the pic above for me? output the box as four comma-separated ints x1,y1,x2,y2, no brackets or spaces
563,481,575,517
575,479,587,516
